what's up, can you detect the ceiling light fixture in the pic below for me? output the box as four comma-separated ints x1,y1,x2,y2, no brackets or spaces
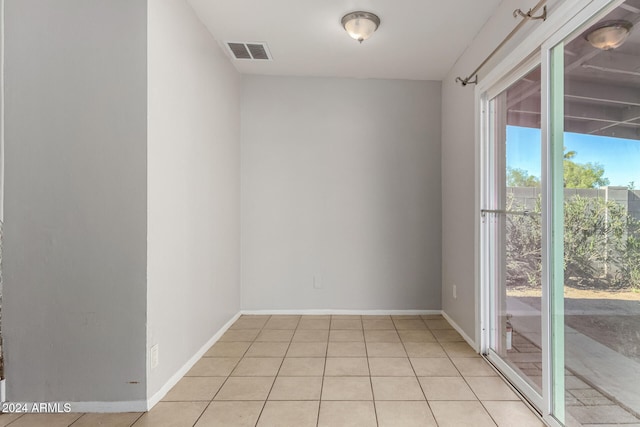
341,11,380,43
585,20,633,50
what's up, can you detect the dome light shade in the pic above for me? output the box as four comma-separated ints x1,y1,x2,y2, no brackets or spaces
585,20,633,50
341,11,380,43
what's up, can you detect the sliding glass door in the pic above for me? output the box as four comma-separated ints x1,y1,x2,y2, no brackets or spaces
549,2,640,425
482,1,640,425
483,63,544,409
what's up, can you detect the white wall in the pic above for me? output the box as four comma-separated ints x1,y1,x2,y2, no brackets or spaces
241,76,441,311
3,0,148,403
441,0,562,339
147,0,241,398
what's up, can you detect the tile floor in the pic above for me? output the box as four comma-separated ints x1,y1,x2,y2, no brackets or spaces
0,314,545,427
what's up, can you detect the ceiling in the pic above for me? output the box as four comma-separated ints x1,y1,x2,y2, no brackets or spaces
508,0,640,141
187,0,503,81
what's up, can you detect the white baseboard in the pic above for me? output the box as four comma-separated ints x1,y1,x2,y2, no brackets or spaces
441,311,478,352
146,311,242,411
241,309,442,316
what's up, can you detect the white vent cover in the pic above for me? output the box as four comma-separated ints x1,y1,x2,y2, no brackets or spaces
225,42,272,61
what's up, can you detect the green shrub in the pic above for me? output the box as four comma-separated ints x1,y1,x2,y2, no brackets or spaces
505,193,640,290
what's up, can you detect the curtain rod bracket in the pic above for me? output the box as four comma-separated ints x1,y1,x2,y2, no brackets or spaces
513,5,547,21
455,0,547,87
455,76,478,86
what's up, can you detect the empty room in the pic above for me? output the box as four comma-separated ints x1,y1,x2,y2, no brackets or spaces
1,0,639,426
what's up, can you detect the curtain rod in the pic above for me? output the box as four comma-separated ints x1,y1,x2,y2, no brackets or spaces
456,0,547,86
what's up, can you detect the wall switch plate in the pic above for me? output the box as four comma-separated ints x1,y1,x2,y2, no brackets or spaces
313,275,323,289
150,344,159,369
453,284,457,299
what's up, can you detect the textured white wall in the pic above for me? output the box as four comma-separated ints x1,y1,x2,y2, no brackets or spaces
241,76,442,311
3,0,148,402
147,0,241,398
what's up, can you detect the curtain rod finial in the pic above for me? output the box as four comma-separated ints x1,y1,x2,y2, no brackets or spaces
456,75,478,87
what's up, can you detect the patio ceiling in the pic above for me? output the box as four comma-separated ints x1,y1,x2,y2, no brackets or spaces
507,0,640,141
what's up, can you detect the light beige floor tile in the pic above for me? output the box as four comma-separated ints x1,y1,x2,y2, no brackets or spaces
441,341,479,358
371,376,425,400
321,376,373,400
195,401,263,427
483,401,545,427
219,329,261,342
368,357,414,376
186,357,239,376
467,376,519,400
7,413,81,427
231,357,283,376
329,330,364,342
318,401,377,427
255,329,294,342
327,341,367,357
279,357,325,376
398,330,437,343
429,401,496,427
331,319,363,330
420,314,444,320
264,316,300,330
362,319,395,330
404,342,447,357
230,316,269,329
392,315,421,320
376,401,438,427
425,319,454,330
132,402,207,427
214,376,275,400
331,315,362,320
433,329,465,342
363,330,400,343
286,342,327,357
362,315,391,320
163,376,226,401
0,413,23,427
269,376,323,400
452,358,498,377
394,319,428,330
245,342,289,357
366,342,407,357
410,357,460,376
257,401,319,427
418,376,476,400
324,357,369,376
297,318,330,330
292,329,329,342
204,341,251,358
72,413,143,427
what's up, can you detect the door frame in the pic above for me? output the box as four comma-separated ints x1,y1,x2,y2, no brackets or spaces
475,0,623,425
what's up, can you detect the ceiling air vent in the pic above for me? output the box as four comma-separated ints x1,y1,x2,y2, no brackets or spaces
225,42,272,61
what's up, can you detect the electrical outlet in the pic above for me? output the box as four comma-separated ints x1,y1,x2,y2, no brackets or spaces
313,275,323,289
453,284,457,299
150,344,159,369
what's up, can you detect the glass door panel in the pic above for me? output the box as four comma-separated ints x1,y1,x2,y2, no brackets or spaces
486,65,544,404
551,1,640,424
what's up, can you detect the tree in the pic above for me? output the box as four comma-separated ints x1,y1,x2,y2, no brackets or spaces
507,167,540,187
563,160,610,188
563,148,609,188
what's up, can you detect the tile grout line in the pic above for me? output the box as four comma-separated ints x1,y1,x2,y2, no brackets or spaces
361,317,379,427
190,316,270,427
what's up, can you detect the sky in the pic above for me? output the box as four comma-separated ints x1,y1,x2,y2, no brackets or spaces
506,125,640,188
